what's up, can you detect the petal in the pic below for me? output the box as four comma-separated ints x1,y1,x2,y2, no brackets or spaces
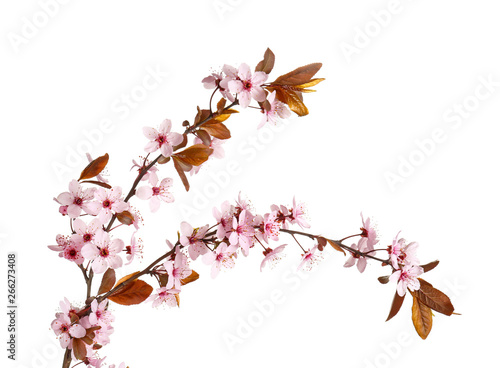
107,255,123,269
180,222,193,237
69,324,86,338
149,196,161,212
81,243,99,260
92,258,108,274
251,87,266,102
143,127,158,140
169,132,183,146
144,141,159,153
136,186,153,200
238,91,251,108
67,204,82,219
68,180,81,195
160,144,173,158
72,219,86,235
159,119,172,134
109,239,124,253
228,80,243,94
238,63,251,80
56,192,73,205
252,71,268,85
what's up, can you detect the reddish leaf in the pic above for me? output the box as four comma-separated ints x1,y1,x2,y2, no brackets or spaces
255,48,275,74
158,273,169,288
271,86,309,116
116,210,135,226
216,98,226,113
114,271,140,287
411,294,433,339
173,157,190,191
327,239,346,255
414,279,454,316
194,107,211,125
80,335,94,345
273,63,323,86
79,180,112,189
72,338,88,360
386,291,406,321
78,153,109,181
421,260,440,273
157,155,171,164
108,279,153,306
316,236,327,251
181,270,199,286
196,129,212,146
98,268,116,295
201,121,231,140
174,144,213,166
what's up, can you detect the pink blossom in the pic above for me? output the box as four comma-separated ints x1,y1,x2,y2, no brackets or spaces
389,264,424,297
73,218,102,244
202,242,238,278
213,201,235,240
147,287,180,308
360,213,378,250
163,251,192,289
131,158,159,185
136,177,174,212
90,187,129,224
229,210,255,256
297,245,322,271
261,244,287,271
261,211,281,242
89,299,114,326
219,64,239,101
81,232,124,274
143,119,183,158
290,197,310,229
125,231,143,265
228,63,268,108
388,232,420,269
258,91,291,128
56,180,97,218
48,234,84,265
344,238,369,273
51,314,86,348
179,222,209,261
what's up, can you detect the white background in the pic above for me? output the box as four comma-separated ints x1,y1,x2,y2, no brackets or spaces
1,1,499,367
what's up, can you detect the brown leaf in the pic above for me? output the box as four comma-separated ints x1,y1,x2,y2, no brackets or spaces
174,144,213,166
180,270,199,286
386,291,406,321
174,293,180,307
157,155,171,164
98,268,116,295
108,279,153,306
327,239,346,255
378,275,390,284
173,157,190,191
201,121,231,140
255,48,275,74
158,273,169,288
421,260,440,273
78,153,109,181
79,180,112,189
272,86,309,116
216,98,226,113
412,294,433,339
114,271,141,287
116,210,135,226
80,336,94,346
413,279,454,316
196,129,212,146
194,107,211,125
273,63,323,86
316,236,327,251
72,338,88,360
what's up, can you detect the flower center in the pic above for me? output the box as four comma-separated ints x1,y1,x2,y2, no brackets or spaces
83,234,92,242
99,247,110,258
74,197,83,206
157,135,167,145
68,249,77,257
152,187,160,196
244,80,252,90
102,200,111,208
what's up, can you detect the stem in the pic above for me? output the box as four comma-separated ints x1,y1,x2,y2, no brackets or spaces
86,269,93,300
61,348,72,368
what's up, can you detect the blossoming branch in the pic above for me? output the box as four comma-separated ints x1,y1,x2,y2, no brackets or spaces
48,49,455,368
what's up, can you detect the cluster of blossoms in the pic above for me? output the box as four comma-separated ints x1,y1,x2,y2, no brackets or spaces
51,298,124,366
202,63,291,128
